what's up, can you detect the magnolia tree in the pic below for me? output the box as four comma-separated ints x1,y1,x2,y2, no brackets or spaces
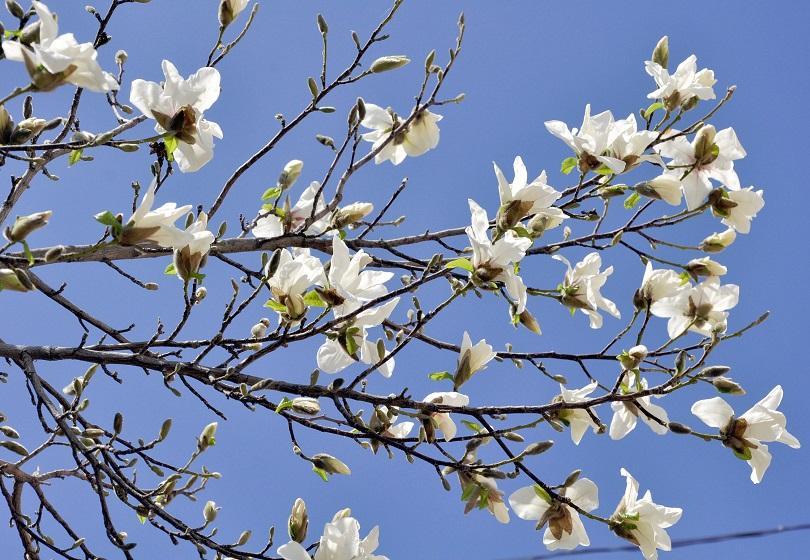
0,1,799,559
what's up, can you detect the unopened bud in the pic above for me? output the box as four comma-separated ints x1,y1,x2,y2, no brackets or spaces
370,55,410,73
203,500,219,523
5,0,24,19
700,228,736,253
278,159,303,191
0,268,35,292
194,286,207,301
668,422,692,435
288,498,308,543
713,377,745,395
115,49,128,64
652,36,669,68
332,202,373,229
523,441,554,456
617,344,648,370
198,422,218,450
311,453,351,475
290,397,320,415
685,257,727,278
5,210,52,242
698,365,731,378
144,282,159,291
518,309,542,335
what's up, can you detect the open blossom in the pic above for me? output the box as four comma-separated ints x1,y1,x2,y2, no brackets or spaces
656,125,746,210
2,2,118,92
636,174,683,206
172,212,215,282
552,380,600,445
645,53,716,107
360,103,441,165
116,179,191,247
611,469,682,560
509,479,599,551
316,298,400,378
650,277,739,338
610,374,669,440
453,331,496,390
494,156,563,231
635,262,686,308
545,105,629,174
718,187,764,234
318,237,393,315
278,515,388,560
252,182,329,238
265,249,324,322
462,473,510,524
691,385,800,483
130,60,223,172
422,392,469,441
466,199,531,314
608,113,663,170
554,252,620,329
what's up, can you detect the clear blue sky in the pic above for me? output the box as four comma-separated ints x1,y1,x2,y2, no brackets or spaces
1,1,808,559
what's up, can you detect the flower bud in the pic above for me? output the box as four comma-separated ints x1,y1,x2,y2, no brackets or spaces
203,500,219,523
278,159,303,191
693,125,718,165
144,282,159,291
668,422,692,434
44,245,64,263
685,257,727,278
370,55,410,73
5,0,24,19
0,268,35,292
518,309,542,335
198,422,218,451
288,498,308,543
311,453,351,475
11,118,47,144
617,345,648,370
700,228,736,253
291,397,320,415
4,210,52,242
332,202,373,229
218,0,247,28
713,377,745,395
522,441,554,456
651,36,669,69
115,49,128,64
698,365,731,378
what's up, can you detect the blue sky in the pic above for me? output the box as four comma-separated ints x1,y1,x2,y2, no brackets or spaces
1,1,808,559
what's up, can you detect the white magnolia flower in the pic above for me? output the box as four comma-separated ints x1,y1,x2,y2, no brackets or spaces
650,277,739,338
369,406,414,440
454,331,496,388
219,0,250,27
172,212,215,282
545,105,630,174
360,104,442,165
252,182,329,238
509,479,599,551
494,156,563,230
637,174,683,206
118,179,191,247
2,2,118,92
685,257,727,279
130,60,223,172
466,473,510,524
265,249,324,321
610,374,669,440
657,125,746,210
637,262,687,307
320,236,393,316
720,187,764,234
609,113,663,170
316,298,400,378
691,385,800,483
278,515,388,560
554,380,600,445
611,469,682,560
466,199,532,314
700,227,737,253
422,391,469,441
554,252,620,329
645,54,716,105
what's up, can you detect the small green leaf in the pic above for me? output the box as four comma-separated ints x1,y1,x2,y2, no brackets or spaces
338,229,346,240
560,156,577,175
643,101,664,120
94,210,119,228
68,149,83,166
275,397,293,414
512,226,532,238
261,186,283,201
164,135,178,158
445,257,473,272
343,331,359,356
428,371,453,381
533,484,553,504
595,165,614,176
461,420,482,433
163,263,177,275
312,466,329,482
303,291,327,308
21,240,34,266
137,513,147,524
460,483,477,501
733,447,753,461
264,299,287,313
624,192,641,209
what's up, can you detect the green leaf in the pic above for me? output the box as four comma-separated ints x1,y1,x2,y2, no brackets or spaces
190,272,206,282
312,465,329,482
21,240,34,266
445,257,473,272
275,397,293,414
460,483,477,501
624,192,641,209
261,186,283,201
264,299,287,312
533,484,553,504
428,371,453,382
94,210,119,228
303,290,327,308
68,149,83,166
733,447,753,461
163,263,177,275
560,156,578,175
338,229,347,240
461,420,483,433
343,331,359,356
643,101,664,120
512,226,532,238
164,135,178,159
595,165,614,176
137,513,147,524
